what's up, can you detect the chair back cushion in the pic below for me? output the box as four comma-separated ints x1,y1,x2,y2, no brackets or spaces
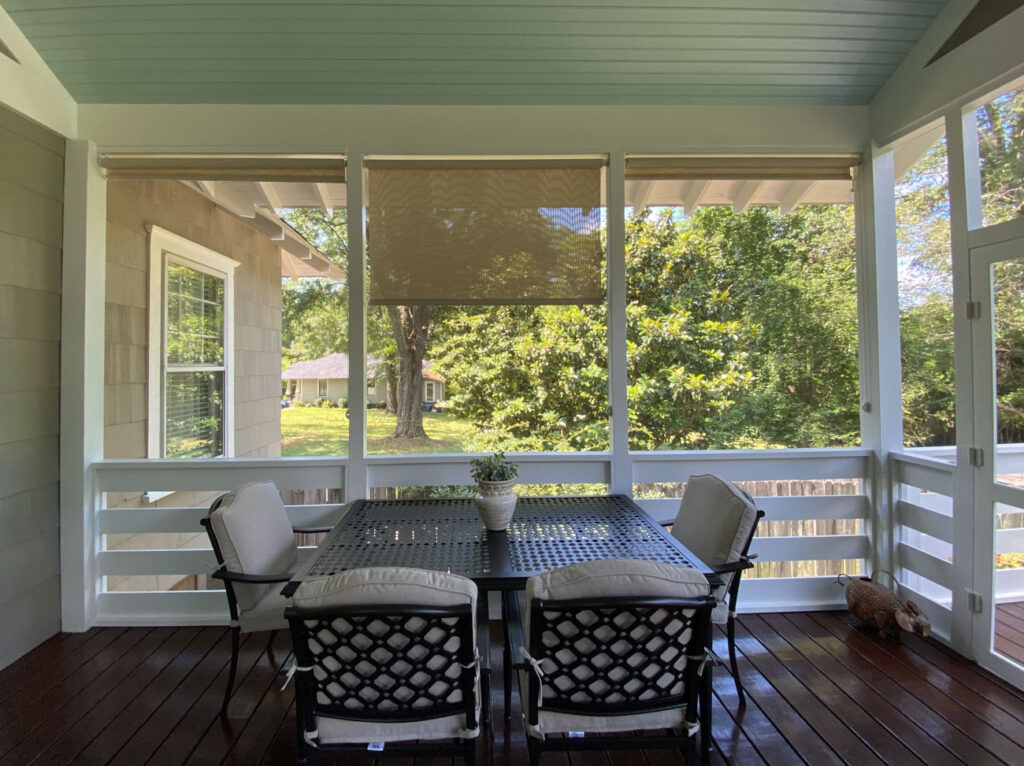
522,559,710,736
671,474,758,567
290,568,481,744
208,481,297,612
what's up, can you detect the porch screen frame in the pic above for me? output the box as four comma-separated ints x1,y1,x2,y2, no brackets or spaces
147,225,239,459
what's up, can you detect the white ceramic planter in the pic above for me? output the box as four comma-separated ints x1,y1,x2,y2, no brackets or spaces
475,479,517,531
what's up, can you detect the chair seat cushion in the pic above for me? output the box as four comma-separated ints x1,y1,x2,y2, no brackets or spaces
316,711,479,745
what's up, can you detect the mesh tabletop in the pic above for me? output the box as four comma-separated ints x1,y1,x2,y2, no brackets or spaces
291,495,715,591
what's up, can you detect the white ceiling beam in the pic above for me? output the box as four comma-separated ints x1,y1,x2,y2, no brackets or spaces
779,180,814,215
313,182,334,215
281,236,313,260
246,212,284,241
629,180,655,210
257,181,283,210
731,179,764,214
681,179,712,215
194,180,215,197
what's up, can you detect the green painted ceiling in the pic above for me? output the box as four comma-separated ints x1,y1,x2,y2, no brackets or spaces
3,0,949,105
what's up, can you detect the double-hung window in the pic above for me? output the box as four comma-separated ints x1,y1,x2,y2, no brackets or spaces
148,226,238,458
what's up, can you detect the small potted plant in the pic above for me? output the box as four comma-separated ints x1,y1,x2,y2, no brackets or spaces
470,452,519,531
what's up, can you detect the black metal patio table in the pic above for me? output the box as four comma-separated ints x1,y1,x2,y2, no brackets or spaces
282,493,719,763
283,494,720,593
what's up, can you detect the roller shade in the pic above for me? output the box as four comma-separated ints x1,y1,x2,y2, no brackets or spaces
99,154,346,182
367,160,605,305
625,156,858,181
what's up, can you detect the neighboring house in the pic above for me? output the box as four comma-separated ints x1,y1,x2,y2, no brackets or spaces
283,352,444,406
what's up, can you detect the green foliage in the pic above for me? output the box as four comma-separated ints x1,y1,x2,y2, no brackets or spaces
469,452,519,482
434,204,861,452
315,396,338,408
976,86,1024,225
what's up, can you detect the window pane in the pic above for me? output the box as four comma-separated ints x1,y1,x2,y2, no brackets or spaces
975,84,1024,227
166,371,224,458
166,261,224,366
896,128,955,449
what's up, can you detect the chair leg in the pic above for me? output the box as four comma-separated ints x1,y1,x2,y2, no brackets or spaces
526,734,541,766
502,592,513,725
464,736,477,766
264,629,278,664
699,647,712,765
220,625,240,716
727,613,745,706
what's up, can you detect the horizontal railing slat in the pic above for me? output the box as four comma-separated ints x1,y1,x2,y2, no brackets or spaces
896,499,953,543
95,457,346,492
632,448,871,483
997,527,1024,555
636,495,868,525
893,455,955,497
898,542,953,589
96,591,228,626
749,535,870,562
99,549,216,576
738,576,848,612
367,453,611,488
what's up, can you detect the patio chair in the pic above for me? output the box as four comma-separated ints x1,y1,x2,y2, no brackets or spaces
200,481,337,715
285,567,487,766
669,474,764,705
507,559,715,766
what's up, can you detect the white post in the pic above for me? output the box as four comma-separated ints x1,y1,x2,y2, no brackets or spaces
945,107,980,655
60,140,106,631
345,152,368,500
857,150,902,579
606,153,631,495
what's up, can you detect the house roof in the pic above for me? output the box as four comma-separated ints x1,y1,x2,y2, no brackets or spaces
283,353,443,382
4,1,946,107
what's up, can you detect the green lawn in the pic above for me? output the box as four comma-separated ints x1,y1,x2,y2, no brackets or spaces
281,406,477,456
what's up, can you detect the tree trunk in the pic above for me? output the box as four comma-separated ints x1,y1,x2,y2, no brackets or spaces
385,377,398,414
388,305,432,439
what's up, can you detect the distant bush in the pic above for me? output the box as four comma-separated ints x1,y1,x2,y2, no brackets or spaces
315,396,338,408
293,400,312,408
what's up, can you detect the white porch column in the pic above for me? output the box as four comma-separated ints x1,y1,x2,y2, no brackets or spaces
945,106,981,655
606,152,631,494
60,140,106,631
345,151,368,499
857,150,902,578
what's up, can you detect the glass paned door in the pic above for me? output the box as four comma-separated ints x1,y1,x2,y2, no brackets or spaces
970,227,1024,688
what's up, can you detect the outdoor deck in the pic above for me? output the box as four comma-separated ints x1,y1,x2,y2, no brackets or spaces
2,612,1023,766
996,602,1024,667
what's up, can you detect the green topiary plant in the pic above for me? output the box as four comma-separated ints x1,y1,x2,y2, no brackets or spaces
470,451,518,483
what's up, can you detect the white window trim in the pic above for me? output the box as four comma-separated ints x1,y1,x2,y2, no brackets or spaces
147,225,239,458
425,381,435,402
318,379,328,398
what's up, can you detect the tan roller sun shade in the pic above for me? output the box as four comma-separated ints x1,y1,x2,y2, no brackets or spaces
367,161,605,305
625,156,858,181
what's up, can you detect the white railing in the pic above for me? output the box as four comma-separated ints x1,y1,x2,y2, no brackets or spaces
92,448,873,625
892,451,956,641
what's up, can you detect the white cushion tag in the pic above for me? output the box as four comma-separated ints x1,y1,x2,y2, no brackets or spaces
367,742,385,751
568,731,585,738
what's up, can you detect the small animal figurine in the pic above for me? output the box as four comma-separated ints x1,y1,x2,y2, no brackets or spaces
838,570,931,638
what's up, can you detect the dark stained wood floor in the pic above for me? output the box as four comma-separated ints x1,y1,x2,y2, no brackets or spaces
996,602,1024,666
2,612,1024,765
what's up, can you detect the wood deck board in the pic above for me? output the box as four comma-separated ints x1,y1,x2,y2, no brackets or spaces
1,612,1023,765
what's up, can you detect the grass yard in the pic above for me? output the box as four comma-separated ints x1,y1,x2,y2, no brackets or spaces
281,406,477,456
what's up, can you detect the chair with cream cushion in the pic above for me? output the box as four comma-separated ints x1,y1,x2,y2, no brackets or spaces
201,481,336,715
670,474,764,705
285,567,486,766
508,559,715,766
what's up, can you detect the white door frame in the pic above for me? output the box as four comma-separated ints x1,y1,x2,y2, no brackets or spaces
969,218,1024,688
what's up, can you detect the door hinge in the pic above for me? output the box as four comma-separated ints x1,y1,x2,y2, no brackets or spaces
969,447,984,467
967,590,984,614
966,301,982,320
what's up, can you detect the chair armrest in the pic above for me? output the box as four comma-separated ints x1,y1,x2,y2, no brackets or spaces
710,557,755,575
292,525,333,534
210,566,296,584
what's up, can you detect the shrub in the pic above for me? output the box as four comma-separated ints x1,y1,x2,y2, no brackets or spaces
294,400,312,408
315,396,338,408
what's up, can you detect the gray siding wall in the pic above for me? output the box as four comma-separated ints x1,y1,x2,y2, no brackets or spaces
0,106,64,669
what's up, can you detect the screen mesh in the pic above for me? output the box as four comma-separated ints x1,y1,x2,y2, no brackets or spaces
367,162,604,305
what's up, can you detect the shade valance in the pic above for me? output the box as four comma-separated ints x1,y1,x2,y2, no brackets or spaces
99,154,346,183
366,160,605,306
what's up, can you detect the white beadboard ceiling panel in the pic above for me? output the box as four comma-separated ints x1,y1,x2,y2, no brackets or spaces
2,0,949,105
